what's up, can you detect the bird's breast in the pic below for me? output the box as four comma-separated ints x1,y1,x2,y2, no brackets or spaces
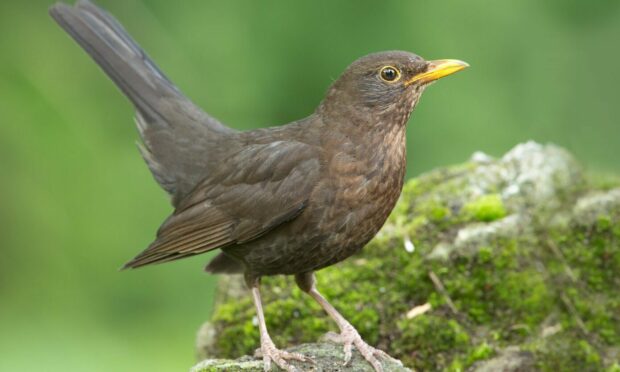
310,124,407,262
336,123,406,195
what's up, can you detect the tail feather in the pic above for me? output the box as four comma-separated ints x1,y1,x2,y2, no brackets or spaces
49,1,171,120
50,0,235,203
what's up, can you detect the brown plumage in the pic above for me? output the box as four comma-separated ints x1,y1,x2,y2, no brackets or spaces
50,1,468,371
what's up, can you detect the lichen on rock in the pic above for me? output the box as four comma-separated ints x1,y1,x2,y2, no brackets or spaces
194,142,620,371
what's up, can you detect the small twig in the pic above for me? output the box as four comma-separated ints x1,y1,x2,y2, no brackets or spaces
560,293,588,336
406,302,432,319
428,271,458,315
547,239,577,283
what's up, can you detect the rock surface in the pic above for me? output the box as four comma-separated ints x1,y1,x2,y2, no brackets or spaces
194,142,620,371
191,342,411,371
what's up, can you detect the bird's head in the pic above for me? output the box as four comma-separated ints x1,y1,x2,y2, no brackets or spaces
318,51,468,127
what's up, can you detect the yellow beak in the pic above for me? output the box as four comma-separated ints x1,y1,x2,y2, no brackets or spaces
405,59,469,86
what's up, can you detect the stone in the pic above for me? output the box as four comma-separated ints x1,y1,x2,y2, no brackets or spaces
191,342,411,372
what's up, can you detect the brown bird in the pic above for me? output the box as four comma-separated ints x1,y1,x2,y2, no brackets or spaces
50,1,468,371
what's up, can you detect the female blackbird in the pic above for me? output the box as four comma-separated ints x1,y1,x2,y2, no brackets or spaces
50,1,468,371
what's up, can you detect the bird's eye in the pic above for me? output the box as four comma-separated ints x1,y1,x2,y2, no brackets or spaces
379,66,401,82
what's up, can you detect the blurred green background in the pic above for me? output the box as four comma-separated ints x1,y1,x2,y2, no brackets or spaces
1,0,619,371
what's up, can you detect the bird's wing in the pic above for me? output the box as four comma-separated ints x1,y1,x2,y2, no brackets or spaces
50,0,234,203
122,140,321,269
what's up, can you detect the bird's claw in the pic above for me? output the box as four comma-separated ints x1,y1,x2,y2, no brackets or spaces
324,326,386,372
254,339,308,372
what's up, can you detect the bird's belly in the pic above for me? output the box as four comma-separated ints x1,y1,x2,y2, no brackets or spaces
315,179,403,267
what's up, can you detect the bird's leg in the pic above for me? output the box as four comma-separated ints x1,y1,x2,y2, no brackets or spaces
248,276,307,372
295,272,387,372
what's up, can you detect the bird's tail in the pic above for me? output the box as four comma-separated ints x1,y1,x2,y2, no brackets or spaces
49,0,180,121
50,0,233,202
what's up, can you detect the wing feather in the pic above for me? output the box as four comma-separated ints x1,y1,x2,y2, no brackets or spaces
122,140,320,269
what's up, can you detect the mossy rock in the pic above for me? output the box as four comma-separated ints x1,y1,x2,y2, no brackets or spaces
195,142,620,371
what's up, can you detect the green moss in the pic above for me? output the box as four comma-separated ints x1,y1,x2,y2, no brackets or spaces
607,363,620,372
531,335,602,372
393,315,469,370
597,215,612,230
559,223,620,345
446,358,465,372
466,342,494,365
429,204,451,222
462,194,507,222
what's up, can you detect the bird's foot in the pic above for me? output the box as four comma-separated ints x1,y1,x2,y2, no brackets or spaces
254,338,308,372
323,325,388,372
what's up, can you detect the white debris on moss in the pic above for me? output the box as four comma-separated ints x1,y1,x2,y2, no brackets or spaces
403,235,415,253
406,303,432,319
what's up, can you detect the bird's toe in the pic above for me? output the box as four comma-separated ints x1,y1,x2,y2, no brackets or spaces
326,324,386,372
354,342,384,372
279,349,307,362
256,339,309,372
